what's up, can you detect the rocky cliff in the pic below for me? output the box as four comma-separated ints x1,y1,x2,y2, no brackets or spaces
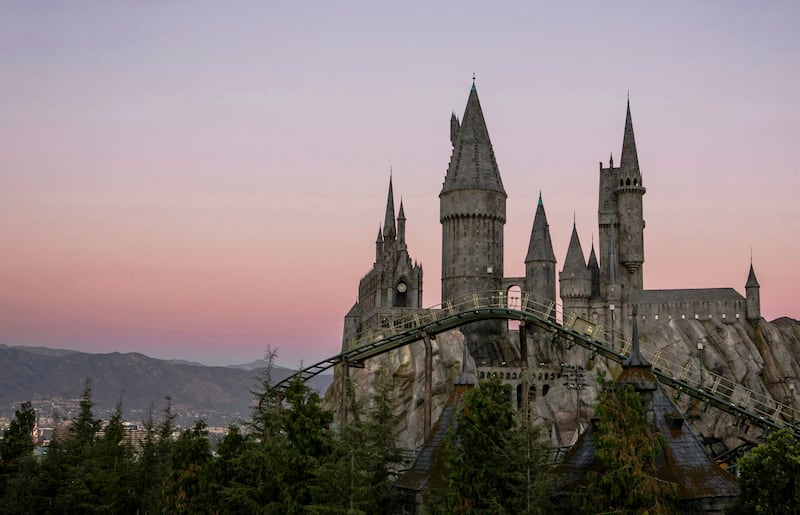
325,316,800,454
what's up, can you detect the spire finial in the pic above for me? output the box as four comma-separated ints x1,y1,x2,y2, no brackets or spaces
573,211,576,227
627,88,630,101
538,190,542,206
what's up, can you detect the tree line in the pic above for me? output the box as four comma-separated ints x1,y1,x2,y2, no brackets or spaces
1,351,795,513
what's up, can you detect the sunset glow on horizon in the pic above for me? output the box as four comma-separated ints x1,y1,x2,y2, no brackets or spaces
2,2,798,367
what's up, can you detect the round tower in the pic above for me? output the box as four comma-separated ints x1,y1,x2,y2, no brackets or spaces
525,193,556,317
440,83,506,303
559,222,591,319
615,100,646,293
745,262,761,325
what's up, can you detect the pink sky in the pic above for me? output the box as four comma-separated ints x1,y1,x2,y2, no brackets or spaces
1,2,799,367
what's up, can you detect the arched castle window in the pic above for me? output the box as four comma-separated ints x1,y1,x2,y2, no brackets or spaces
507,285,522,331
626,178,631,186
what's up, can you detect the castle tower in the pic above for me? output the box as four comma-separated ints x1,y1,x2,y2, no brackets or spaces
615,100,646,293
745,261,761,325
559,222,592,318
344,177,423,346
606,219,623,336
525,192,556,314
440,82,507,303
598,100,646,298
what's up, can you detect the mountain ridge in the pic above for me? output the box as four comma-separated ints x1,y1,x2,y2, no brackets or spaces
0,345,332,427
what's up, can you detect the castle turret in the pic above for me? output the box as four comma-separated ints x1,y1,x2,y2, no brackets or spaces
383,175,397,241
349,177,423,334
375,226,383,262
746,261,761,325
525,192,556,312
615,100,646,293
560,222,591,318
587,241,601,300
397,200,406,248
440,81,506,303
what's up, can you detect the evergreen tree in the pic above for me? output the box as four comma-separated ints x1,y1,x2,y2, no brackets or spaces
221,355,335,514
310,370,402,513
162,420,213,513
729,428,800,514
438,376,552,514
582,377,678,514
0,401,38,512
93,400,137,513
136,398,178,513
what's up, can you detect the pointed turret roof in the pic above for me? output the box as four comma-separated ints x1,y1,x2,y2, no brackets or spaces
587,242,599,271
441,84,505,195
620,99,640,172
622,304,651,369
376,225,383,244
562,223,590,277
383,176,396,240
526,192,556,263
746,262,760,288
588,242,601,298
397,199,406,221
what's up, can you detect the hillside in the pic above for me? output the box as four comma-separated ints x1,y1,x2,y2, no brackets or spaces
0,345,332,427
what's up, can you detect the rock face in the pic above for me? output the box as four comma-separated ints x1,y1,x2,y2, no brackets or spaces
324,331,468,450
325,316,800,454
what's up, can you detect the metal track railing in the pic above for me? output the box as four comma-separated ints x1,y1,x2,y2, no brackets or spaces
271,291,798,437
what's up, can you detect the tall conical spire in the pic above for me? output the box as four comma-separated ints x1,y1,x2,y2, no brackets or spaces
587,240,601,298
441,83,505,194
623,305,650,368
526,192,556,263
397,199,406,247
383,175,396,240
563,222,589,276
746,261,760,288
620,99,640,172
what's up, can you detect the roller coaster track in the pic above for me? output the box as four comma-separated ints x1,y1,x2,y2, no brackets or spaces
272,291,799,438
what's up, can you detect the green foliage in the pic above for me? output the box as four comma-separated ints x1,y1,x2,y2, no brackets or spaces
436,376,552,514
162,420,213,513
0,401,36,506
0,359,409,514
729,428,800,515
583,375,679,514
309,370,403,513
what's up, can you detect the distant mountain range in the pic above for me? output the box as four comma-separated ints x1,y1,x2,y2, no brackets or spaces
0,345,333,427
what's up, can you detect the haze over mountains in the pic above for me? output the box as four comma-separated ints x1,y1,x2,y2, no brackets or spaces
0,345,332,427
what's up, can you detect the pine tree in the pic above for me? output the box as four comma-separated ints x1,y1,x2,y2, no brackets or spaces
309,370,403,513
0,401,38,511
439,376,552,514
162,420,213,513
583,378,679,514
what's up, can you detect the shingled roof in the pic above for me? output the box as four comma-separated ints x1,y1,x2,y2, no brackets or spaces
553,310,739,512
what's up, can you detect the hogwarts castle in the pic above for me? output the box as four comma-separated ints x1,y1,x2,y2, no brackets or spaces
342,80,762,365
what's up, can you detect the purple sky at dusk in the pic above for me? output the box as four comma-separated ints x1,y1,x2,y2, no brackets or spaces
1,2,798,367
